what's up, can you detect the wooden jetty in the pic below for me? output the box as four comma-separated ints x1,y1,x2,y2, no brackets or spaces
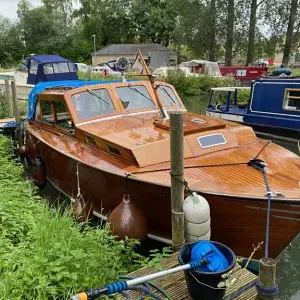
120,252,258,300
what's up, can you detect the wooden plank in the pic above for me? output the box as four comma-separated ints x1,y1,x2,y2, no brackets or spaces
119,253,257,300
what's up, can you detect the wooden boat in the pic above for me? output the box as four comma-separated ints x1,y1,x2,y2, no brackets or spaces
24,78,300,258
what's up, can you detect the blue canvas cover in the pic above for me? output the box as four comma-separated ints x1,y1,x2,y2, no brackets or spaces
26,55,79,85
27,80,122,119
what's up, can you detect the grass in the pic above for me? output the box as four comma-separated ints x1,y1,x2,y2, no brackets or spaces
0,93,27,118
0,135,144,300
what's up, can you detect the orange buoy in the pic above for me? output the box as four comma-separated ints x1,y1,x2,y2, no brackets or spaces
33,156,46,188
19,144,30,156
107,194,148,240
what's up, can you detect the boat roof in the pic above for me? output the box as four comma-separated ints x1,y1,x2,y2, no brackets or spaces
26,55,71,64
211,87,251,92
27,79,122,119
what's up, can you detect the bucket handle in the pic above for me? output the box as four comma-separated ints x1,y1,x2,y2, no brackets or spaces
188,271,226,291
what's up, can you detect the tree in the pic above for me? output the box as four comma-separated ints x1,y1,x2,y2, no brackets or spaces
282,0,298,66
225,0,234,65
131,0,178,46
246,0,258,65
208,0,217,61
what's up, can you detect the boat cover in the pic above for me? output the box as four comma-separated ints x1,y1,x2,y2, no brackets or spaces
27,80,121,119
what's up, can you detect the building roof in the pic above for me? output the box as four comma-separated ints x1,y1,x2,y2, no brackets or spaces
94,44,176,56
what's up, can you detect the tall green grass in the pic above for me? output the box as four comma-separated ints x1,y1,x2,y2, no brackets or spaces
0,136,141,300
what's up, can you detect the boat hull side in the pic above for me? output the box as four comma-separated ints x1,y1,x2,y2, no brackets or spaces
32,135,300,258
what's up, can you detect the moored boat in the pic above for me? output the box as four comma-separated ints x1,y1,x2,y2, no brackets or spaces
24,76,300,259
206,78,300,141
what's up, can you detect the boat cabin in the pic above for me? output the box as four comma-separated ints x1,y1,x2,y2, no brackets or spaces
18,55,78,85
206,78,300,136
29,80,186,163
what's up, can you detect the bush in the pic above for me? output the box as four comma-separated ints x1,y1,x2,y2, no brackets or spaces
159,72,238,96
0,136,141,300
0,93,9,118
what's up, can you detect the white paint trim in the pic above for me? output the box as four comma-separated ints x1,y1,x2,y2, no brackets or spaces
249,81,300,118
77,110,160,126
206,111,244,123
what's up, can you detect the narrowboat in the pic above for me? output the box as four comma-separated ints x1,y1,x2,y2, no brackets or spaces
206,78,300,141
23,78,300,259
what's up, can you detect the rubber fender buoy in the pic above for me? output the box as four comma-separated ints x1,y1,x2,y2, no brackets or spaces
19,144,30,156
107,194,148,240
33,156,46,188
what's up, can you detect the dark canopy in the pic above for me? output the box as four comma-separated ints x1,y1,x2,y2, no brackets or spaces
25,55,78,85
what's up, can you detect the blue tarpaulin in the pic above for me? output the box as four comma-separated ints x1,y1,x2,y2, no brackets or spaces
27,80,122,119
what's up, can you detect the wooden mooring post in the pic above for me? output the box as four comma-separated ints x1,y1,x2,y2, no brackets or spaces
11,80,20,124
170,112,185,251
257,257,277,300
4,80,13,118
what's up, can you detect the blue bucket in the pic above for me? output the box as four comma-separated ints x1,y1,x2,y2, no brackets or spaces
178,241,236,300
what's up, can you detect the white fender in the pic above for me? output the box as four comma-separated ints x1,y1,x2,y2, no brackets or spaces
183,192,211,242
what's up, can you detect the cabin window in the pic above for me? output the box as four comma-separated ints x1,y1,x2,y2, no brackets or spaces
53,101,72,131
71,89,115,119
198,133,226,148
53,63,70,74
116,85,155,111
29,60,38,75
44,64,54,74
283,89,300,111
157,85,181,107
39,101,54,124
68,62,77,72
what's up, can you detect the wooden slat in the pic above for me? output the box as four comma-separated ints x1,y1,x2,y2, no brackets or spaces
118,253,257,300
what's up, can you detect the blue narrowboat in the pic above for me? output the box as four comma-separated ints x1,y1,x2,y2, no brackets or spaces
206,78,300,140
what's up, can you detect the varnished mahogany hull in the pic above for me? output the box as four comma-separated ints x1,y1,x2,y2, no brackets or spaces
32,137,299,259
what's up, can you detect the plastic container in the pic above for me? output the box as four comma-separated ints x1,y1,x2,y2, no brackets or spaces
178,241,236,300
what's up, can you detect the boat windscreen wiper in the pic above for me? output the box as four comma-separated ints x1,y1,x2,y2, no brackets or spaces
87,88,109,105
128,85,153,103
160,86,176,105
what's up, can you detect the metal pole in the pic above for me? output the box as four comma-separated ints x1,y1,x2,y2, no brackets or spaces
92,34,96,66
170,111,185,251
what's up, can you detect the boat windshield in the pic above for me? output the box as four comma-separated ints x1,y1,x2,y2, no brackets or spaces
116,85,155,111
71,89,115,119
157,85,181,107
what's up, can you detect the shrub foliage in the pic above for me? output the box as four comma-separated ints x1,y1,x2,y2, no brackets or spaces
0,136,140,300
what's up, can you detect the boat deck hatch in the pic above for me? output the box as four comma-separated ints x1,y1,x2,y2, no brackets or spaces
153,115,226,135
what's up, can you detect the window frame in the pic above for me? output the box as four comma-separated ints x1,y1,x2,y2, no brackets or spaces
156,84,182,107
115,84,156,112
198,133,227,148
282,88,300,111
35,99,74,135
70,87,117,122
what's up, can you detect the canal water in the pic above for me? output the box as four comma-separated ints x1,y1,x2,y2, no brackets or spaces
27,94,298,299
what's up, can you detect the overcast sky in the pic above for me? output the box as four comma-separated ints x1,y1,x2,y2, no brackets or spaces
0,0,42,20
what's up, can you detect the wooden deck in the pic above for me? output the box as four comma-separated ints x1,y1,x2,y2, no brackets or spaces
119,253,258,299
